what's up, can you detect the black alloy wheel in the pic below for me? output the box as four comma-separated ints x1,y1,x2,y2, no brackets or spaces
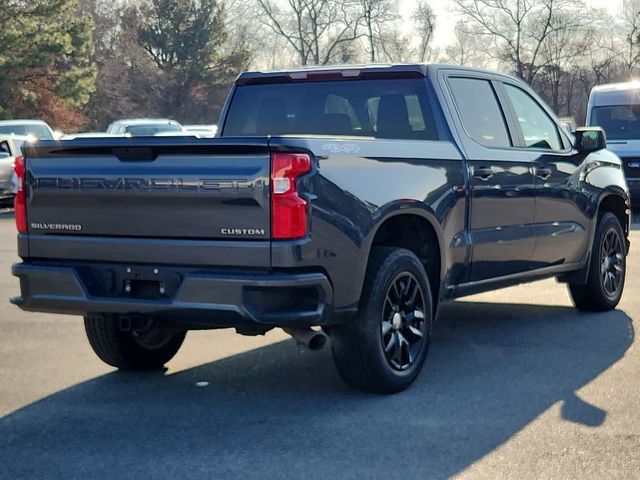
381,273,427,371
600,228,624,300
330,247,433,393
568,212,626,311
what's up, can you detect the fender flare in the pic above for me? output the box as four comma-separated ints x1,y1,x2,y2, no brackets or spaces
558,189,630,285
352,202,447,299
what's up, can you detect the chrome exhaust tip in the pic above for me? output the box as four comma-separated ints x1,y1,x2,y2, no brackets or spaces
283,327,327,351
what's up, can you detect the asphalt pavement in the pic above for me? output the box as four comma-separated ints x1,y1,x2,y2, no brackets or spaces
1,208,639,479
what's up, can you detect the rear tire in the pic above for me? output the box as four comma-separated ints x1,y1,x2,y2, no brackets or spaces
568,212,626,311
330,247,433,394
84,315,186,370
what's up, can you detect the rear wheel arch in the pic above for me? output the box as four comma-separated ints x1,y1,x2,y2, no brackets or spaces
364,210,444,313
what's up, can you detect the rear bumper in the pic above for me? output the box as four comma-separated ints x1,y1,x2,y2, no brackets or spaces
11,262,334,328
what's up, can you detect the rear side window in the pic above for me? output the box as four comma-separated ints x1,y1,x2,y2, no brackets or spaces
448,77,511,148
222,79,439,140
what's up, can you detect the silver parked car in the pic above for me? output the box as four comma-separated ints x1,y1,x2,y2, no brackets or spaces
0,135,30,205
182,124,218,137
106,119,184,136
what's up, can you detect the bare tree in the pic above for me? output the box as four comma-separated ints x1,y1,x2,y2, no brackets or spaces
443,22,491,67
358,0,399,62
377,28,414,62
616,0,640,75
536,9,596,112
256,0,362,65
454,0,586,84
414,0,436,62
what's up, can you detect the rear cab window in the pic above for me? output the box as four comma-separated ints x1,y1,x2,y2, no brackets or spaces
222,79,439,141
446,77,512,148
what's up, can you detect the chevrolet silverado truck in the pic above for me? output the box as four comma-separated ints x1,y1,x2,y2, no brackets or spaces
11,65,630,393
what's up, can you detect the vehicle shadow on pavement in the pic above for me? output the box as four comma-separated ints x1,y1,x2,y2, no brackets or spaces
0,301,633,480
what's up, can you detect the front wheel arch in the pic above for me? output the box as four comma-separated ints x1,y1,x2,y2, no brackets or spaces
559,192,630,286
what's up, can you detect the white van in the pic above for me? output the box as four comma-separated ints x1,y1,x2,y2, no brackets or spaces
587,81,640,201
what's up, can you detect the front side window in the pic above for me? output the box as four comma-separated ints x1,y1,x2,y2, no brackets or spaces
591,105,640,141
448,77,511,148
222,79,439,141
504,84,562,150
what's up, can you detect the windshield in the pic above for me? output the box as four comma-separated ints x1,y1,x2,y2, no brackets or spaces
125,124,182,136
222,79,438,140
591,105,640,140
0,124,52,140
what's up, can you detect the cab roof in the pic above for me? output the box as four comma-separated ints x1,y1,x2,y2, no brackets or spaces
236,64,429,85
235,63,524,86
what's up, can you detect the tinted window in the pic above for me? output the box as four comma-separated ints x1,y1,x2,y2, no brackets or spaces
504,84,561,150
448,77,511,148
0,124,52,140
223,79,438,140
591,105,640,140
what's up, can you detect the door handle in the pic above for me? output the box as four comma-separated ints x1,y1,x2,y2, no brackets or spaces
473,166,494,181
535,167,552,180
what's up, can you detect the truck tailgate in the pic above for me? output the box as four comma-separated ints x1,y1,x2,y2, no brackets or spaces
24,138,271,241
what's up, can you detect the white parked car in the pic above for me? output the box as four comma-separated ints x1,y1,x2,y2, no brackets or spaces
62,132,122,140
587,80,640,201
0,120,55,140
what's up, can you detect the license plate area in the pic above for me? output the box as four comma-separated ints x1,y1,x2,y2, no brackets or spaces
75,264,183,299
125,279,165,299
121,266,182,300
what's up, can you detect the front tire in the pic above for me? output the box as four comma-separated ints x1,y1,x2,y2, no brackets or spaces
84,315,186,370
330,247,433,394
568,212,627,311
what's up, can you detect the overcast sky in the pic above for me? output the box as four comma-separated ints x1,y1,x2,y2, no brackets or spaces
400,0,623,47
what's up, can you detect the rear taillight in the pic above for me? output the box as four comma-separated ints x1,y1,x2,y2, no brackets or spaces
271,152,312,240
14,155,27,233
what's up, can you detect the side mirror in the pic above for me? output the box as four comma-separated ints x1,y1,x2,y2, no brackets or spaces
574,127,606,153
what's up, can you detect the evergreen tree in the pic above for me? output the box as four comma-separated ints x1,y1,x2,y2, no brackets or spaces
0,0,96,128
136,0,250,119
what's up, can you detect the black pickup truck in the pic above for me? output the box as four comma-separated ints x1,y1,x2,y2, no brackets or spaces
11,64,630,393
